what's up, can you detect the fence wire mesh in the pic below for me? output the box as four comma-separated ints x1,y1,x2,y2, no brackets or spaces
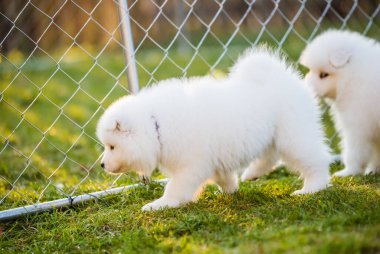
0,0,379,214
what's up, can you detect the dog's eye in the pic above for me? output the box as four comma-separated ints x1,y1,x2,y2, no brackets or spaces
319,72,329,79
110,145,115,150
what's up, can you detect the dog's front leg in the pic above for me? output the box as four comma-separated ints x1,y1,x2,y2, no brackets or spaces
334,135,371,177
142,172,206,211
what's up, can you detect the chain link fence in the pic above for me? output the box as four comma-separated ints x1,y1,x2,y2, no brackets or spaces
0,0,379,219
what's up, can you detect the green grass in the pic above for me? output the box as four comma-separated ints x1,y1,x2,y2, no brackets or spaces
1,33,380,253
1,168,379,253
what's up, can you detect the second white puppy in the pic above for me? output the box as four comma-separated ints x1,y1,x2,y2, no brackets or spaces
300,30,380,176
97,48,331,211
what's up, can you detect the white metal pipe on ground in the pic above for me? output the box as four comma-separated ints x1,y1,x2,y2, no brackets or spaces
0,179,168,222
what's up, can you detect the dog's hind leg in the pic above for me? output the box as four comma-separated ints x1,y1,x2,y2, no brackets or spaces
365,142,380,175
241,145,279,181
142,167,210,211
213,171,239,194
334,134,372,177
276,121,330,194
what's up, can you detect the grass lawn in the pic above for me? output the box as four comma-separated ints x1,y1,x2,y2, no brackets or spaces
0,167,379,253
1,33,380,253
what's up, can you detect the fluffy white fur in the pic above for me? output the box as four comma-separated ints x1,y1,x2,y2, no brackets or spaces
300,30,380,177
96,47,331,211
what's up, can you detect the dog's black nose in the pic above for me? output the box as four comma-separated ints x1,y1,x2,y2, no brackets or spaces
100,163,105,169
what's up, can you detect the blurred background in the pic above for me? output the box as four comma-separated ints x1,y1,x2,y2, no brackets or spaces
0,0,379,210
1,1,379,54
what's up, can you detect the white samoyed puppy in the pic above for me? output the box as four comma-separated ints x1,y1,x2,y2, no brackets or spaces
96,47,331,211
300,30,380,177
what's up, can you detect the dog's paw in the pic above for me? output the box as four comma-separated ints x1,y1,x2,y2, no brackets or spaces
292,182,330,195
291,189,313,195
141,198,181,211
292,180,332,196
365,167,380,175
240,168,260,182
333,168,358,177
292,186,330,195
219,183,238,194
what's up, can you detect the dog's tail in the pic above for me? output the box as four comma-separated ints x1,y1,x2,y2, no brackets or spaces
229,45,301,84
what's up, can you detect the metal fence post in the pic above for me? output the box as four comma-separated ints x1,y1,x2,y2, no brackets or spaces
117,0,140,94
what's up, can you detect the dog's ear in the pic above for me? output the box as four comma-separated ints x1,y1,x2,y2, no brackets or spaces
105,120,126,133
114,121,122,132
112,120,133,135
329,49,350,68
